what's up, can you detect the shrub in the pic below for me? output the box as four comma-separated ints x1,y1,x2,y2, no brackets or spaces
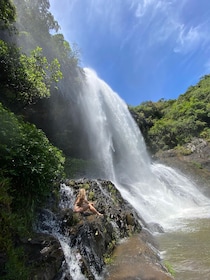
0,102,65,211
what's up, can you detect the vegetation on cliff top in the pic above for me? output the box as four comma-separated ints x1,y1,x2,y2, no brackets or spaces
129,76,210,153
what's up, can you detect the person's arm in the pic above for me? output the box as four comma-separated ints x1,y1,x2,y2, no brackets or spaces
74,197,80,206
83,198,94,206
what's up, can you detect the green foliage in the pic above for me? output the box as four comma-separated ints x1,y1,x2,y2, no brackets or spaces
0,40,62,108
0,103,65,209
0,178,13,251
131,75,210,153
104,256,114,265
0,177,30,280
175,145,192,156
0,0,16,29
200,127,210,141
14,0,59,39
164,261,175,276
129,99,175,151
2,247,29,280
83,183,90,190
51,34,79,64
88,191,95,201
103,236,117,264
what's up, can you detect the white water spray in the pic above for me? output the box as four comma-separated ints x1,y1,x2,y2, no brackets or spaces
77,68,210,230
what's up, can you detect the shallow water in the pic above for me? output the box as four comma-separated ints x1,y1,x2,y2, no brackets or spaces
157,218,210,280
105,234,172,280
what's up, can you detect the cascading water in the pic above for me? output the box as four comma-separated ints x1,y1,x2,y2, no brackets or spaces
77,68,210,231
37,186,87,280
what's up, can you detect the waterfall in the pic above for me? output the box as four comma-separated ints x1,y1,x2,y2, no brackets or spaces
76,68,210,230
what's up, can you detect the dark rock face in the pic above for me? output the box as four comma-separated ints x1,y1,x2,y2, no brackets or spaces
22,179,173,280
21,233,65,280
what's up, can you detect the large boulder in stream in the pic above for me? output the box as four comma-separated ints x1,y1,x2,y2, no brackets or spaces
22,179,173,280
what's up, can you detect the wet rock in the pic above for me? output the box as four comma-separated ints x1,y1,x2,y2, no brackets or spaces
21,233,64,280
125,212,135,226
147,222,164,233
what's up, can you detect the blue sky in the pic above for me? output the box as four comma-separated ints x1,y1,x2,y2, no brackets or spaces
49,0,210,106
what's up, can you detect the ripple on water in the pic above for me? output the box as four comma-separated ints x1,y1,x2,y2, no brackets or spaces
157,218,210,280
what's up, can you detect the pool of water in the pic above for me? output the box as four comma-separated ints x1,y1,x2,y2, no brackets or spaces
156,218,210,280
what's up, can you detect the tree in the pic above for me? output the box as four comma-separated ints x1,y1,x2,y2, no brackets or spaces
0,0,16,29
13,0,59,52
0,40,62,109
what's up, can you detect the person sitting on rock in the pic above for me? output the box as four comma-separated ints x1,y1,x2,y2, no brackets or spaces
73,188,103,216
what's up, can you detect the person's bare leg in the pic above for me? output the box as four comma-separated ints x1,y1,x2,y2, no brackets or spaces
89,204,103,216
74,205,89,213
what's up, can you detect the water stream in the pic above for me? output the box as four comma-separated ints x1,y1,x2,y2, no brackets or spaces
157,218,210,279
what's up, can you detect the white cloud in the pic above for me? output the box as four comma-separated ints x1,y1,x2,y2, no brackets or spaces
135,0,153,17
130,0,210,55
135,0,170,18
174,25,202,54
51,0,210,63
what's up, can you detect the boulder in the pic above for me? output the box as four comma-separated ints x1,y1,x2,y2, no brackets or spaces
21,233,65,280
